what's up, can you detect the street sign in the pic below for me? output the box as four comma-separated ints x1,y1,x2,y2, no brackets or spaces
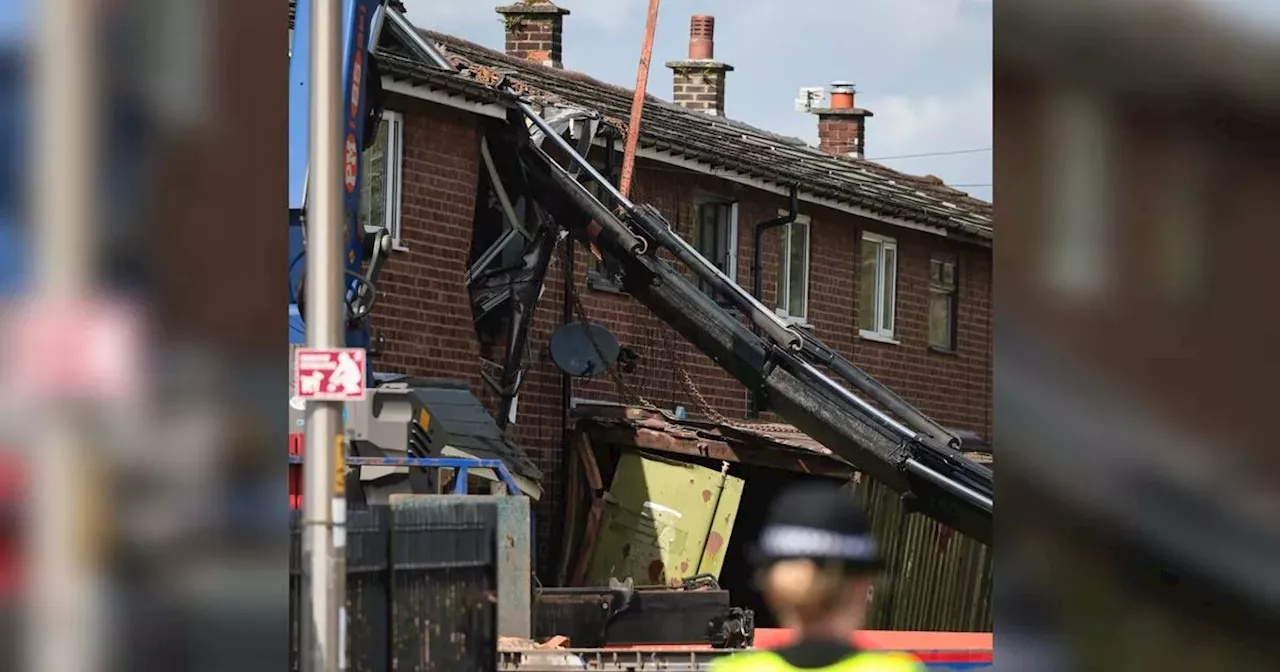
293,348,366,401
2,298,144,403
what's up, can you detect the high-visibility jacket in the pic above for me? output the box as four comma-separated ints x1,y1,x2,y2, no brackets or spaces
710,649,926,672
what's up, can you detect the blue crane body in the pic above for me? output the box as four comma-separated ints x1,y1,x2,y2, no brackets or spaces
288,0,386,382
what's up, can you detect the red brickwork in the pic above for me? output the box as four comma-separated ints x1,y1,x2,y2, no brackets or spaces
373,99,992,569
817,113,868,158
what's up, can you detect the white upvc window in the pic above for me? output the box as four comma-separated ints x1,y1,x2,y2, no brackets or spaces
693,199,739,302
859,231,897,342
360,109,406,248
776,213,811,324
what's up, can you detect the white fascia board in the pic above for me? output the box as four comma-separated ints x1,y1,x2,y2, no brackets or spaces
382,77,508,119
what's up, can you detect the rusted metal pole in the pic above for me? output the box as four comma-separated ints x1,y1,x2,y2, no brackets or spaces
618,0,662,199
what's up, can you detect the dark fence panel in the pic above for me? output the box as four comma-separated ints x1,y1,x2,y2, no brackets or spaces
289,499,497,672
347,507,391,672
390,496,498,672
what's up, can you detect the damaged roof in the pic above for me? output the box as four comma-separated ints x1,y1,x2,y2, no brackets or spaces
574,403,992,474
290,4,991,238
379,28,993,241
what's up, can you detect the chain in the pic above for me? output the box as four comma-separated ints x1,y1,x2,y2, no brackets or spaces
564,245,743,427
676,359,738,427
564,254,660,412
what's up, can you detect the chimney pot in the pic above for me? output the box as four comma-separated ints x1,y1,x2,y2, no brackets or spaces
689,15,715,60
829,81,856,110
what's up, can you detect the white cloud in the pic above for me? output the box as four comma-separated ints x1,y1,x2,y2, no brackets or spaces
401,0,495,25
403,0,656,33
860,78,992,160
396,0,993,193
569,0,652,32
723,0,985,56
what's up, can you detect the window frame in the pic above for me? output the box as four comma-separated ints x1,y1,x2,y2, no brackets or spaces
692,197,740,303
928,253,959,352
361,109,406,249
859,231,898,343
583,158,628,294
775,212,812,325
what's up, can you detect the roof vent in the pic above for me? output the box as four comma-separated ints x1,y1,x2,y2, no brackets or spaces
689,15,715,59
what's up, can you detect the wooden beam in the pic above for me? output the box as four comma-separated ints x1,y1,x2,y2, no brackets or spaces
570,433,606,587
556,431,584,587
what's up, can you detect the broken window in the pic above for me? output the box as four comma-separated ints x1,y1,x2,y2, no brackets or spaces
359,109,404,247
929,254,958,351
584,162,626,293
693,200,738,304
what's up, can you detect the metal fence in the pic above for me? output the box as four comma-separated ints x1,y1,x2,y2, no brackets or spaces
288,498,500,672
859,476,994,632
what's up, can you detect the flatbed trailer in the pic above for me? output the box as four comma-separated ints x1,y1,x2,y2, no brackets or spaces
498,631,994,671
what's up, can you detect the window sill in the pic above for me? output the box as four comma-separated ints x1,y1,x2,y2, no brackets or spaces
928,344,959,356
781,316,813,330
859,330,900,346
391,241,411,253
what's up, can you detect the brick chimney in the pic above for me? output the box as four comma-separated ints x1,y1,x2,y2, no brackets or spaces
495,2,570,68
810,82,873,158
666,16,734,116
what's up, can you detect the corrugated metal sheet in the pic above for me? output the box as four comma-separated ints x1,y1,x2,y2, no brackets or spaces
859,477,993,632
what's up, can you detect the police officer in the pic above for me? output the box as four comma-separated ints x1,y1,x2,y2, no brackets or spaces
712,481,924,672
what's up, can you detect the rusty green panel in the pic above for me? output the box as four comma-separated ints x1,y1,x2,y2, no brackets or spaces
696,469,743,578
585,452,744,586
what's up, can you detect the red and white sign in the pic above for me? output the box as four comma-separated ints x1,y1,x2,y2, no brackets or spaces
294,348,366,401
343,133,359,193
3,298,145,403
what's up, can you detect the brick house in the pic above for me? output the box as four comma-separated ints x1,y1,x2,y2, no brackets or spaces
340,3,992,583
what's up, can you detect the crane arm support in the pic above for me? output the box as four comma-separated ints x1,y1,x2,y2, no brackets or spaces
519,140,993,544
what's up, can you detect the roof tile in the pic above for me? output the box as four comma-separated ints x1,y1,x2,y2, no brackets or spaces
402,30,993,239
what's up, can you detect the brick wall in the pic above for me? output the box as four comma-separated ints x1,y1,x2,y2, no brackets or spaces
376,98,993,570
668,63,732,117
496,3,569,69
816,112,869,158
997,74,1279,467
372,99,484,391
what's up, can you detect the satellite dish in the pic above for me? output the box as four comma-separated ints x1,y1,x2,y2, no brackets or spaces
549,322,620,378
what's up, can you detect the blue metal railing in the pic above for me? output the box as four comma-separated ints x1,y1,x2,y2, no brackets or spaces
287,454,525,497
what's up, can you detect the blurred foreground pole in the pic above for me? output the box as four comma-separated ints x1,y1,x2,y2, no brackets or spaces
301,0,347,671
30,0,102,671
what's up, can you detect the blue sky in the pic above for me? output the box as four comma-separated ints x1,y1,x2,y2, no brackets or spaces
405,0,995,201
